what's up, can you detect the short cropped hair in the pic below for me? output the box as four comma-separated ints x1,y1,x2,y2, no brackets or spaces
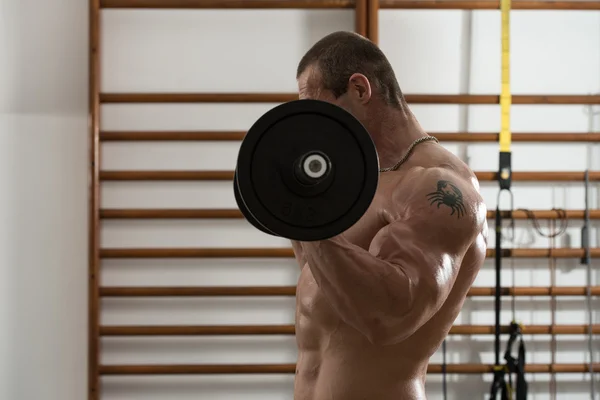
296,31,404,108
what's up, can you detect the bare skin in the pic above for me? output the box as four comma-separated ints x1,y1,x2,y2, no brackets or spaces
291,65,488,400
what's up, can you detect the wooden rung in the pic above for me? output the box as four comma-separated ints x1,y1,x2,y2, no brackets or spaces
491,209,599,219
100,0,355,8
100,170,233,181
99,363,600,375
99,93,600,104
101,325,296,336
452,324,600,335
100,363,296,375
475,171,600,182
99,324,600,336
434,133,600,142
101,131,246,141
99,131,600,142
99,285,600,297
99,0,600,9
100,286,297,297
99,208,600,220
100,93,297,103
99,170,600,182
469,286,600,296
100,248,294,258
490,248,600,258
99,247,600,259
428,363,600,374
100,209,243,219
380,1,600,10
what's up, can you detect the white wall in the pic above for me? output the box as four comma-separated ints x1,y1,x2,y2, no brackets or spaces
1,2,600,400
0,0,89,399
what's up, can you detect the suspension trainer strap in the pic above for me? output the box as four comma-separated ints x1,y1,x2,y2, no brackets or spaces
490,2,513,398
489,206,506,400
494,207,503,368
442,339,448,400
504,322,527,400
489,366,504,400
498,0,512,190
517,335,527,399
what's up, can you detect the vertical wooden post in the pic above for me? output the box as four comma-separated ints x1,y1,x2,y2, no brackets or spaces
88,0,101,398
355,0,368,36
367,0,379,44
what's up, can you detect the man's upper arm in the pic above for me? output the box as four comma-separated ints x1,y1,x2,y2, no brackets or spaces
368,167,486,335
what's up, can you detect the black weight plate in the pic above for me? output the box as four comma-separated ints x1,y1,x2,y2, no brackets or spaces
236,99,379,241
233,168,277,236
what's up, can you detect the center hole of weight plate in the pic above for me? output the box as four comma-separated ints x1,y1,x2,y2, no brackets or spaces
302,153,329,180
294,151,331,185
308,159,322,173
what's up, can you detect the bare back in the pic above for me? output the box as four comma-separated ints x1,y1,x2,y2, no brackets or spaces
293,142,488,400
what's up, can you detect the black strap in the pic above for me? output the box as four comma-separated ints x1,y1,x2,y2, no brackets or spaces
489,366,510,400
516,338,527,399
490,324,528,400
494,205,503,367
490,190,505,400
490,160,528,400
504,322,527,400
442,339,447,400
490,207,508,400
501,379,510,400
489,367,502,399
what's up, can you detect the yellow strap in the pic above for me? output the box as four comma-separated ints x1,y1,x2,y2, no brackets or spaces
499,0,511,153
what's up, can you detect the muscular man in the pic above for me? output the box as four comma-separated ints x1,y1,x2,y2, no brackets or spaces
290,31,488,399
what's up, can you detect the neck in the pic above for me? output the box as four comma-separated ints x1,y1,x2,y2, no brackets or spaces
363,103,429,170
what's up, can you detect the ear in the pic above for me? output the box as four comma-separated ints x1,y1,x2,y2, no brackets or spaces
347,73,372,104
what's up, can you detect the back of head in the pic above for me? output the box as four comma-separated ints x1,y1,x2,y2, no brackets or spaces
297,31,404,108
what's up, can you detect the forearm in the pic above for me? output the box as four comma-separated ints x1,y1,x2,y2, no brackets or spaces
300,236,415,341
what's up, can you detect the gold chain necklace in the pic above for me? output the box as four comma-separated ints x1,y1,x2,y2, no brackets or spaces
378,136,439,173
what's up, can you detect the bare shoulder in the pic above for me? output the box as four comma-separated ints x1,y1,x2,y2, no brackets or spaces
392,165,487,251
